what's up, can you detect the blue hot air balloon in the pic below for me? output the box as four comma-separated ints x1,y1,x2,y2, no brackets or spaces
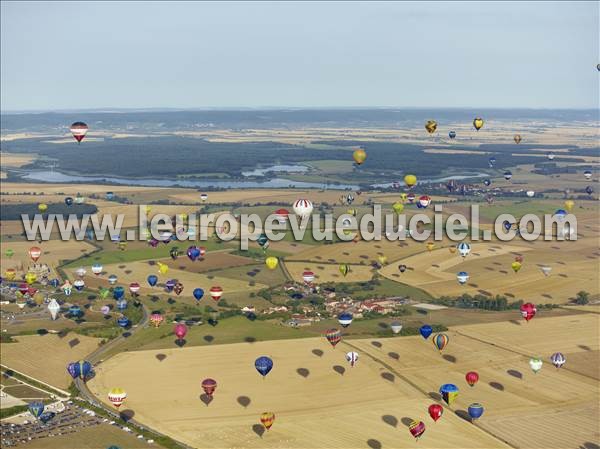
255,356,273,378
193,288,204,301
69,305,83,318
488,156,496,168
439,383,459,405
78,360,92,380
106,191,114,200
113,286,125,300
67,362,80,379
337,312,353,328
147,275,158,287
65,197,74,206
28,401,45,419
449,131,456,139
49,278,60,288
116,299,128,310
117,317,130,328
554,209,567,222
419,324,433,339
468,403,484,420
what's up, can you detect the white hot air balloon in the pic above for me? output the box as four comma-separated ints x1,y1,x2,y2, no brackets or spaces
345,351,359,367
302,271,315,283
529,357,543,374
526,190,535,198
75,267,87,278
583,170,592,180
47,298,60,320
547,152,555,161
91,264,103,275
293,199,313,218
540,266,552,277
391,321,403,335
457,242,471,258
457,271,470,285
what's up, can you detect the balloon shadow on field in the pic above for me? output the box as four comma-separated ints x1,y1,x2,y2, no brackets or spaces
381,415,398,428
371,341,382,348
252,424,265,438
119,409,135,422
508,320,521,326
381,372,395,383
200,394,213,406
580,443,600,449
489,381,504,391
400,417,413,428
455,410,471,423
312,349,324,357
578,345,591,351
333,365,346,376
428,392,442,401
443,354,457,363
296,368,310,378
367,439,382,449
174,339,186,348
378,322,389,329
388,352,399,360
203,335,214,343
244,336,256,343
237,396,251,408
507,369,523,380
155,353,167,362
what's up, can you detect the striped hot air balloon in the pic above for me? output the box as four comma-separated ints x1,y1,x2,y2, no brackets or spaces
345,351,359,367
550,352,566,369
70,122,88,143
293,199,313,218
409,420,426,439
457,242,471,258
149,313,164,327
302,271,315,284
28,401,45,419
432,333,449,352
325,329,342,348
260,412,275,430
209,286,223,301
108,388,127,408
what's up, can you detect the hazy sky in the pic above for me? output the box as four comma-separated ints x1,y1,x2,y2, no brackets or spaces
1,1,598,111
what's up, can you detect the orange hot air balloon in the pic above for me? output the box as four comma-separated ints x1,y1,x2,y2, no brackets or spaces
426,242,435,252
260,412,275,430
352,149,367,165
28,247,42,262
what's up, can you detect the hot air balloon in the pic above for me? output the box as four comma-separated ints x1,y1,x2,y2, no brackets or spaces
526,190,535,198
465,371,479,387
200,193,208,202
504,171,513,181
74,267,87,278
201,378,217,397
418,196,431,209
392,202,404,214
75,193,85,204
147,275,158,287
457,271,469,285
425,120,437,134
514,134,522,144
550,352,566,369
107,275,118,286
428,404,443,422
174,323,187,341
116,299,127,311
420,324,433,339
150,313,164,327
4,268,16,281
62,280,72,296
325,329,342,348
265,256,279,270
404,174,417,188
274,208,289,224
108,388,127,408
302,271,315,284
173,282,184,296
117,316,130,328
432,333,449,352
193,288,204,301
187,246,201,261
547,152,555,161
165,279,176,292
585,186,593,195
483,179,491,187
398,264,407,273
345,351,359,367
520,303,536,321
439,383,459,405
66,362,80,379
338,264,349,277
529,357,543,374
583,170,592,180
169,247,180,261
409,420,426,440
468,403,484,420
473,118,484,131
73,279,85,292
65,196,74,206
48,298,60,320
158,262,169,275
100,305,110,315
511,261,522,273
407,192,416,203
209,286,223,301
293,199,313,218
38,203,48,213
28,246,42,262
457,242,471,258
70,122,88,143
129,282,140,295
488,156,497,167
353,149,367,165
391,321,402,334
255,356,273,377
28,401,45,419
69,360,92,380
260,412,275,430
337,312,353,327
540,266,552,277
564,200,574,212
449,131,456,139
25,272,37,285
426,242,435,253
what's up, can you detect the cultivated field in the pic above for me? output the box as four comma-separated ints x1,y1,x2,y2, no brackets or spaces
284,261,375,283
0,333,101,389
88,313,599,449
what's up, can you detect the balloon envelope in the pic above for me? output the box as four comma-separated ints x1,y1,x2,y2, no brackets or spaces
255,356,274,377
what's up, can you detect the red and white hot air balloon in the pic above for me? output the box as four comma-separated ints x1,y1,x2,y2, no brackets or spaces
108,388,127,408
129,282,141,295
70,122,88,143
209,286,223,301
302,271,315,284
28,246,42,263
293,199,313,218
274,208,290,224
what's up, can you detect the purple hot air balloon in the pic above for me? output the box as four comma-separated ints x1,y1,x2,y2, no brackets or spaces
165,279,176,292
148,238,160,248
100,305,110,315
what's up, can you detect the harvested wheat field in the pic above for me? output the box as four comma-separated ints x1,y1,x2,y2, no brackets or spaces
284,261,375,283
88,337,510,449
0,333,101,389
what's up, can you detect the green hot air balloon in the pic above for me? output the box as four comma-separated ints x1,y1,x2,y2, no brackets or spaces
339,264,349,277
5,249,14,259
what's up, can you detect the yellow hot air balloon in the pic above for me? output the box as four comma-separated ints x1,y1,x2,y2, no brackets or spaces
339,263,349,277
392,202,404,214
425,120,437,134
33,291,45,305
399,193,408,203
473,118,484,131
157,262,169,275
353,149,367,165
4,268,16,281
118,242,127,251
347,208,357,216
143,205,152,215
426,242,435,252
514,134,522,144
404,174,417,188
448,246,457,254
38,203,48,213
511,261,522,273
265,256,278,270
25,272,37,285
377,255,388,266
564,200,574,211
